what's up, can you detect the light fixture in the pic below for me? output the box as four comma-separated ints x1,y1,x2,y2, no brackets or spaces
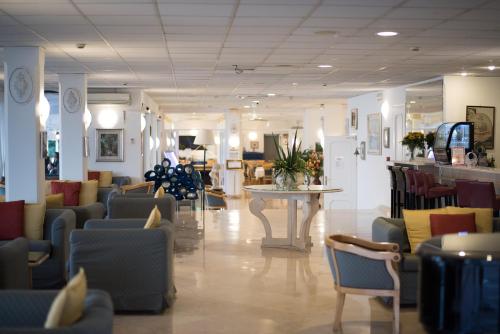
292,82,298,86
252,100,260,104
97,109,119,128
140,114,146,132
381,101,389,119
460,71,468,77
149,136,154,151
39,94,50,129
228,135,240,149
83,107,92,131
488,65,496,71
267,93,276,97
410,100,416,104
243,105,251,109
155,137,160,149
248,131,258,141
377,31,398,37
55,131,60,141
320,103,325,110
317,64,332,68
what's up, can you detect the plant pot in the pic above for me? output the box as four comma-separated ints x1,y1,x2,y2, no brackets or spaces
275,173,298,190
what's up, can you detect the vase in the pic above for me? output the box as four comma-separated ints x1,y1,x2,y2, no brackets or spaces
410,149,415,161
313,175,321,185
275,173,298,190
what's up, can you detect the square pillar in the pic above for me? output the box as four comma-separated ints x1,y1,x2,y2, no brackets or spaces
4,47,45,203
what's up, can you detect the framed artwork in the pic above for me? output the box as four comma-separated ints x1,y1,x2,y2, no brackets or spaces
250,141,259,151
351,108,358,129
367,113,382,155
96,129,124,162
226,159,243,170
383,127,390,148
466,106,495,149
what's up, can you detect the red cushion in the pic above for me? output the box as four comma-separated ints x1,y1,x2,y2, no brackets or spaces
88,171,100,181
430,213,476,236
0,200,25,239
51,181,81,206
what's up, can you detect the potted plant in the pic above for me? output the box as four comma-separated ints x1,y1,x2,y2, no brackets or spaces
302,148,323,185
402,132,425,160
272,130,305,190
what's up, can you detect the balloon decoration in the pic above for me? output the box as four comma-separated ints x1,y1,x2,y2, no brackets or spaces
144,158,203,201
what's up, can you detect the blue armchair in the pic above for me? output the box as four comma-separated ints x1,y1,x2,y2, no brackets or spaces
325,234,401,333
107,193,176,224
0,238,29,289
69,219,175,312
0,289,113,334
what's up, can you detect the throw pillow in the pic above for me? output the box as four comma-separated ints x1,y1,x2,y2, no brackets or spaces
154,187,165,199
51,182,81,206
87,171,100,181
46,193,64,209
403,208,447,254
45,268,87,328
79,180,98,206
144,205,161,229
446,207,493,233
44,181,52,195
98,171,113,188
0,200,25,239
430,213,476,236
24,202,46,240
0,195,4,202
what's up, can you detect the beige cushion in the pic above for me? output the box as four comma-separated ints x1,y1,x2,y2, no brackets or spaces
45,180,53,195
45,268,87,328
154,187,165,199
446,206,493,233
98,171,113,188
24,202,46,240
79,180,98,206
46,193,64,209
144,205,161,229
403,208,447,253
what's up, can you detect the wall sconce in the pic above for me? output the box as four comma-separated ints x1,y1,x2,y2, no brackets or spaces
83,107,92,131
155,137,160,149
248,131,258,141
354,141,366,160
229,134,240,149
39,94,50,129
149,136,154,151
97,109,119,128
141,114,146,132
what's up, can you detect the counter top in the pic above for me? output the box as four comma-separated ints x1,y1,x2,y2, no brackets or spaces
391,159,435,166
439,165,500,175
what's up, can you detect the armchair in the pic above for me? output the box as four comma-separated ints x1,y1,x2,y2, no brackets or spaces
107,193,176,224
69,219,175,312
64,202,105,229
325,234,401,333
0,238,29,289
0,289,113,334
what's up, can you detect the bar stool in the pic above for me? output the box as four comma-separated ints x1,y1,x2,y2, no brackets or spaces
393,167,407,218
469,181,500,216
455,179,475,207
403,168,416,209
423,173,457,208
388,166,397,218
413,171,427,209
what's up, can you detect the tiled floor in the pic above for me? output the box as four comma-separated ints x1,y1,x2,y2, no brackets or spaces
113,198,425,334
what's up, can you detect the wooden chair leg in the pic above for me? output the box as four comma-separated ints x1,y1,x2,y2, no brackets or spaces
333,292,346,331
393,293,400,334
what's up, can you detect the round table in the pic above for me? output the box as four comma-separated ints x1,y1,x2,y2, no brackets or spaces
244,184,342,251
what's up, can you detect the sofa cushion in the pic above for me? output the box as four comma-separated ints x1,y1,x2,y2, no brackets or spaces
51,182,81,206
430,213,476,236
154,187,165,198
28,239,52,253
46,193,64,209
45,268,87,328
0,195,4,202
0,200,25,239
88,171,100,181
401,254,419,272
24,202,46,240
446,207,493,233
403,208,447,253
79,180,98,206
144,205,161,229
98,171,113,188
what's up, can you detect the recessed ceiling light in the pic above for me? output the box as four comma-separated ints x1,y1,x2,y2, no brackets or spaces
376,31,398,37
460,71,468,77
317,64,332,68
252,100,260,104
267,93,276,97
410,100,416,104
243,105,251,109
488,65,496,71
292,82,298,86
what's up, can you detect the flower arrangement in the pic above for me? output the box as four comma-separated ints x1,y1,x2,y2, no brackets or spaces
272,130,305,184
303,149,323,178
402,132,425,159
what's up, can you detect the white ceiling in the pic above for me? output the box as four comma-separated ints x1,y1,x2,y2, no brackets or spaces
1,0,500,114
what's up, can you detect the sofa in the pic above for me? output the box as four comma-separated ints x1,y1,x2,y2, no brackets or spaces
0,238,29,289
372,216,500,305
64,203,105,229
69,218,175,312
107,193,176,224
0,289,113,334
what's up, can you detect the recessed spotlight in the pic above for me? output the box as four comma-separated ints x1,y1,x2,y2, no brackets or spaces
488,65,496,71
376,31,398,37
252,100,260,104
243,105,251,109
317,64,332,68
76,43,86,49
460,71,468,77
410,100,416,104
292,82,298,86
267,93,276,97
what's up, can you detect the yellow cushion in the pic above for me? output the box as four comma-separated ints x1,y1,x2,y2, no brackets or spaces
46,193,64,209
24,202,46,240
0,195,4,202
45,268,87,328
403,208,447,253
79,180,98,206
144,205,161,229
98,171,113,188
154,187,165,199
446,206,493,233
45,181,53,195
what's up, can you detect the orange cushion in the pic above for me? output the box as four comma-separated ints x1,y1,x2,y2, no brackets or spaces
51,182,81,206
430,213,476,236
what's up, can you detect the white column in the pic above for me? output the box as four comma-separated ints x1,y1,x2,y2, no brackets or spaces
58,74,88,181
4,47,45,203
223,110,243,196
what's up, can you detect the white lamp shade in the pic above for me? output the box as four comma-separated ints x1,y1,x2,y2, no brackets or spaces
194,129,215,145
39,94,50,128
83,107,92,130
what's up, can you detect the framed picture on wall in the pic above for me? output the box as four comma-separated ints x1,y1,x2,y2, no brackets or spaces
351,108,358,129
367,113,382,155
96,129,124,162
226,160,243,170
466,105,495,149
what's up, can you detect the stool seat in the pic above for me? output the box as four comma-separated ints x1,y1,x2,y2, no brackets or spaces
428,186,457,198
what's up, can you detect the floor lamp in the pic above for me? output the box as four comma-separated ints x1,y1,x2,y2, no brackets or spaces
193,129,214,213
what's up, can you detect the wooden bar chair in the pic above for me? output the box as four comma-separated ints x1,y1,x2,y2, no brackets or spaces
325,235,401,334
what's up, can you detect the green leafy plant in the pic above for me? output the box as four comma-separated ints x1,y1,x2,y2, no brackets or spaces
272,130,305,182
425,132,435,149
402,132,425,152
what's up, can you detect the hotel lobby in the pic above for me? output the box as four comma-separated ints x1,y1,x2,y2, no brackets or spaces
1,1,500,333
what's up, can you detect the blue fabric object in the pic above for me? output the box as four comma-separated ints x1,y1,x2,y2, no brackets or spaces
0,238,29,289
107,194,176,224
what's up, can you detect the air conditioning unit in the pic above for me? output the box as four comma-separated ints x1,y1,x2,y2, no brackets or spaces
88,93,131,105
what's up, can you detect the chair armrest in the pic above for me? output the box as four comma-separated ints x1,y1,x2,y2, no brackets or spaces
44,209,76,270
328,234,399,252
0,238,29,289
372,217,408,253
112,176,131,187
84,219,152,229
65,202,106,229
121,181,154,194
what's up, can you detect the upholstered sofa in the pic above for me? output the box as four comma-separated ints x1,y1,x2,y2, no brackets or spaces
0,238,29,289
0,289,113,334
69,219,175,312
107,193,176,224
63,203,105,229
372,216,500,305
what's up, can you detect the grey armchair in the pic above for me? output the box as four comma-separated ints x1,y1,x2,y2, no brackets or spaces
69,219,175,312
0,289,113,334
107,194,176,224
32,209,76,289
96,176,132,208
0,238,29,289
64,202,105,229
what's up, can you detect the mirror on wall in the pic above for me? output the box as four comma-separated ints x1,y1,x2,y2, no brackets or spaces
405,79,443,134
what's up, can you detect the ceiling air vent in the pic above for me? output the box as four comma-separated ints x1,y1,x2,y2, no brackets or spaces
88,93,131,105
